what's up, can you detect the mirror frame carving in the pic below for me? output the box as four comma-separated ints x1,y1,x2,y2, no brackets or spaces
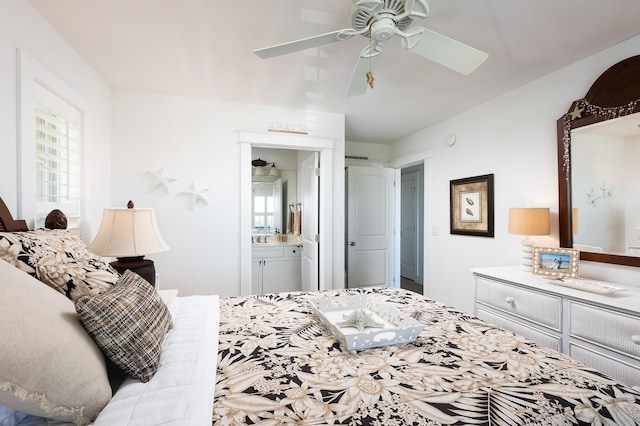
557,55,640,267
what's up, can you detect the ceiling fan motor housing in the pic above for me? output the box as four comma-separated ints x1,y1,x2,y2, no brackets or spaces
371,16,397,41
352,0,412,39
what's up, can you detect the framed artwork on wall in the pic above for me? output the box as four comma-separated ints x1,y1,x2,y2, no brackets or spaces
450,174,494,237
532,246,579,279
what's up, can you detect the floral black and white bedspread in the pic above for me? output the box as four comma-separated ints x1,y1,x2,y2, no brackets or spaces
213,287,640,425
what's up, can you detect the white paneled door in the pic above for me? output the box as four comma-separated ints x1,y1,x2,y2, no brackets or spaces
300,152,319,292
401,170,419,281
347,166,395,288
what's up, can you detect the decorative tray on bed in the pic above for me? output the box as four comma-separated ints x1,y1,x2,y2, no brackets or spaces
308,293,424,351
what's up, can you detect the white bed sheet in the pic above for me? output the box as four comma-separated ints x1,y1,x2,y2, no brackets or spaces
15,295,220,426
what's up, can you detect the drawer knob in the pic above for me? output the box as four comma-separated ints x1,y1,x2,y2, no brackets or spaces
505,296,515,305
632,335,640,345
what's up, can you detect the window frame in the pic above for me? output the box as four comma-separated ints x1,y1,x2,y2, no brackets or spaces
18,49,86,230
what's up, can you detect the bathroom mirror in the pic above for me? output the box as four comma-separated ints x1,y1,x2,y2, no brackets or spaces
252,170,296,234
557,55,640,267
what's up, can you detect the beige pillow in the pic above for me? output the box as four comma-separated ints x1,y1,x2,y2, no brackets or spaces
0,258,111,425
75,270,173,382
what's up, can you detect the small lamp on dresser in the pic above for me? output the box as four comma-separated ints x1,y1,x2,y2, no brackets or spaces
508,207,550,271
89,201,169,287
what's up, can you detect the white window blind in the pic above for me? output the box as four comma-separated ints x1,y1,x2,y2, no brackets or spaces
34,82,83,229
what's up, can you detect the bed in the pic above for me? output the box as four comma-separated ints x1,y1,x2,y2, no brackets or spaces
1,198,640,425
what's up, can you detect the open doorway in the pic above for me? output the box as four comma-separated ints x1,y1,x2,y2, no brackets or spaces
400,164,424,294
238,131,334,296
250,147,320,293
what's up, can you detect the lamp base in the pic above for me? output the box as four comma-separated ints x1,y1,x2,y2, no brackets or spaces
110,256,156,287
519,238,535,271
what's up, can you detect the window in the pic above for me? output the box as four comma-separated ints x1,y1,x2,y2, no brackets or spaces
33,82,83,229
252,183,275,232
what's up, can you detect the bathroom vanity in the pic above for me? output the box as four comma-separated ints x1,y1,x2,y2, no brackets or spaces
252,242,301,294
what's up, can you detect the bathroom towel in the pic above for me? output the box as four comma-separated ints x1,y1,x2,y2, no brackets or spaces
287,207,294,234
294,205,301,236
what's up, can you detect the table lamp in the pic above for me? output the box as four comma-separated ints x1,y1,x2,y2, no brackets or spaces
508,207,550,270
89,201,169,287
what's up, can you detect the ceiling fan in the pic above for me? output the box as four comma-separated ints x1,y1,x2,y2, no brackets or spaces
253,0,489,97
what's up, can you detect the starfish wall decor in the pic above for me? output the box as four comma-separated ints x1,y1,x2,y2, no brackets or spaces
148,166,177,193
180,181,210,210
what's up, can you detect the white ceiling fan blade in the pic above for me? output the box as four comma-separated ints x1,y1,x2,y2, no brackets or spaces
401,27,488,75
395,0,457,21
345,44,383,98
395,0,425,20
254,29,355,59
422,0,460,17
353,0,384,14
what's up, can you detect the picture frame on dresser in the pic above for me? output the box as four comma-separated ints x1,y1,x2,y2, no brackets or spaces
532,246,579,279
449,173,494,237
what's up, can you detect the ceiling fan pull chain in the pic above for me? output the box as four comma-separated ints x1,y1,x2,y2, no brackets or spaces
367,34,375,89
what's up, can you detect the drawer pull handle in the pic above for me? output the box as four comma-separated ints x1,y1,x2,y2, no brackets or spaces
505,296,515,305
632,335,640,345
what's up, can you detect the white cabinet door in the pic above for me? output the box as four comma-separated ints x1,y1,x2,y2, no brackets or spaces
262,258,301,293
251,259,263,294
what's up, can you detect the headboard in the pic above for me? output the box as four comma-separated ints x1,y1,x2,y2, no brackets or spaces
0,198,28,232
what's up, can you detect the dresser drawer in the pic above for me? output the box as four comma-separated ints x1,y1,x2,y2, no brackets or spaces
569,301,640,360
477,307,561,351
476,278,561,330
569,342,640,388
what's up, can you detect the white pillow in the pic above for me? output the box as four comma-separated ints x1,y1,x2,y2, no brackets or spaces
0,258,112,425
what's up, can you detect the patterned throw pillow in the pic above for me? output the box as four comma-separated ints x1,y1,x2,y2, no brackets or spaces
37,256,119,301
0,229,119,301
75,270,173,382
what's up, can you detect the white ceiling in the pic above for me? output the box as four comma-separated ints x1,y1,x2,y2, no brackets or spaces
27,0,640,144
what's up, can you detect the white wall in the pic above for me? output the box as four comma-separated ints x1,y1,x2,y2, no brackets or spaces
112,89,345,296
346,140,390,162
0,0,112,241
390,35,640,314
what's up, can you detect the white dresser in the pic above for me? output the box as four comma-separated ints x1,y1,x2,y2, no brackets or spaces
472,266,640,388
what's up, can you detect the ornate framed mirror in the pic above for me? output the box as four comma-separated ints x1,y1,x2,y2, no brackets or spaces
557,55,640,267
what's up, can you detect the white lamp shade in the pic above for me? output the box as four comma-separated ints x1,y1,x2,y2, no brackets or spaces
508,208,550,236
89,208,169,257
